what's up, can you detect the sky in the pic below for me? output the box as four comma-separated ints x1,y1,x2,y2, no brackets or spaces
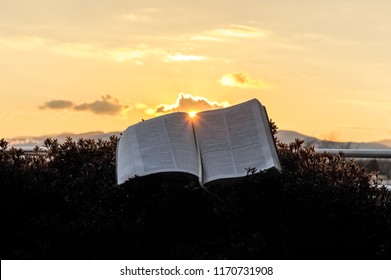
1,0,391,142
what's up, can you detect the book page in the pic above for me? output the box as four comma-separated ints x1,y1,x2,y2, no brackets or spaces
194,99,281,184
117,112,199,185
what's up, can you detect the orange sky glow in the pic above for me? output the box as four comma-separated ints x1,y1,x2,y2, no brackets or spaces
1,1,391,142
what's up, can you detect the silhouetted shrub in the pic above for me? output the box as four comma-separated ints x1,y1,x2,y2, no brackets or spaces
1,128,390,259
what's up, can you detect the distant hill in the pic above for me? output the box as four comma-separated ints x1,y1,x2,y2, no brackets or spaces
276,130,318,145
6,129,391,149
276,130,391,149
374,139,391,148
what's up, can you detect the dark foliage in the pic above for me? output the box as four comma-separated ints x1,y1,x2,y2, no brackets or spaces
1,127,390,260
355,158,391,178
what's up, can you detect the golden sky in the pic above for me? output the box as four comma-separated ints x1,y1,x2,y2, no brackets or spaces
1,0,391,142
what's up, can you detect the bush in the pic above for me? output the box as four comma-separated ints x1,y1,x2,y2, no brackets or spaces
1,130,390,259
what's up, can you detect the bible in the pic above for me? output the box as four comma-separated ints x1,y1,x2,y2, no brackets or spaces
116,98,281,185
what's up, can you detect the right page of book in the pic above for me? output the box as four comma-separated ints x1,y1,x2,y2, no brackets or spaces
194,99,281,184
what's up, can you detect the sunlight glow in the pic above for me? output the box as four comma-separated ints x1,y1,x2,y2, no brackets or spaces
188,111,197,118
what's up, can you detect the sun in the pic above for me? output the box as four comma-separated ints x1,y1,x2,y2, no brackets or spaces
188,111,197,118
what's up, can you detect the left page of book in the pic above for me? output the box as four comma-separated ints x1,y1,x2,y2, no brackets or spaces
116,112,199,185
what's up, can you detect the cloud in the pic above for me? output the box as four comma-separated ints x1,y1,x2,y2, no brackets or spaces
137,93,230,115
53,43,150,65
39,95,129,116
214,25,268,38
0,36,163,65
0,35,208,65
73,95,126,115
191,24,268,42
105,47,146,64
165,53,207,62
190,35,224,42
219,72,273,89
39,100,75,110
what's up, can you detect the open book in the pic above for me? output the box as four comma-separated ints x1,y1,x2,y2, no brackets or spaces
116,99,281,185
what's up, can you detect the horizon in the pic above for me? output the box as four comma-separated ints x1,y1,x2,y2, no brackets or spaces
1,1,391,142
5,128,391,148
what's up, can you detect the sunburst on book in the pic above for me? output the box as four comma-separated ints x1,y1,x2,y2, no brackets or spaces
188,111,197,118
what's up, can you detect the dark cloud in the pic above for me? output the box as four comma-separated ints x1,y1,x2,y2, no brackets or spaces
39,100,74,110
153,93,229,114
74,95,123,115
39,95,128,116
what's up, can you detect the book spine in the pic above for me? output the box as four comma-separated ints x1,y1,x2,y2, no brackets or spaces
191,121,204,188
